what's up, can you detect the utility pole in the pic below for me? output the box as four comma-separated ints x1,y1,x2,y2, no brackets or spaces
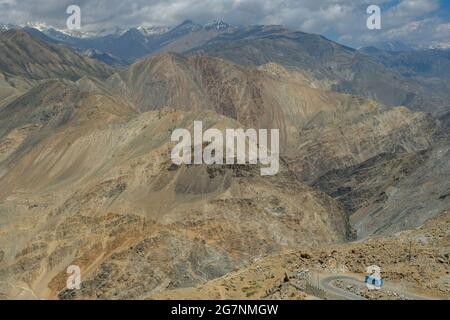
408,240,412,263
317,273,320,290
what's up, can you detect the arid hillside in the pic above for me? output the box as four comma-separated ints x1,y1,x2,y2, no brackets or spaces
0,30,448,300
110,53,445,180
151,209,450,300
0,29,114,107
0,80,350,298
188,25,450,117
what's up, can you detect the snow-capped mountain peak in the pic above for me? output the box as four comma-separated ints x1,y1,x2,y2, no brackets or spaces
136,25,170,36
24,22,97,38
0,23,16,30
26,21,52,32
203,20,231,31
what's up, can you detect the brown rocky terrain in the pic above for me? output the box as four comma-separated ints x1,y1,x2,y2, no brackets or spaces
109,53,446,181
0,30,113,81
0,30,449,300
0,29,114,108
151,209,449,300
313,141,450,238
0,101,350,299
106,53,449,236
189,25,450,117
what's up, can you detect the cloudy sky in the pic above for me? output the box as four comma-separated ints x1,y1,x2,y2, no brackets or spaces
0,0,449,48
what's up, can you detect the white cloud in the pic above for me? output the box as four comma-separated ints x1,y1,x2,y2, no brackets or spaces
0,0,447,48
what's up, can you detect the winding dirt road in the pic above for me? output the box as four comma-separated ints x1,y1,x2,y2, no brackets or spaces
318,273,435,300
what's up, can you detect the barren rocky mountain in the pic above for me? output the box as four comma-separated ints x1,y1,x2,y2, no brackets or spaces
359,46,450,124
0,30,113,81
0,49,353,298
14,20,450,123
313,141,450,238
106,52,449,238
359,47,450,82
0,102,350,299
22,20,237,63
109,53,446,182
19,22,450,118
0,29,448,300
0,29,114,105
188,25,450,117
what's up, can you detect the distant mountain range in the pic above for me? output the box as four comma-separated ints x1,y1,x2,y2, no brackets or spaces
1,20,237,63
2,21,171,39
360,46,450,81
